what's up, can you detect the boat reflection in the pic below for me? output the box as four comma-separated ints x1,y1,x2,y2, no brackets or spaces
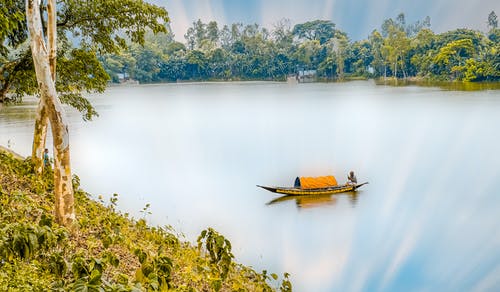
267,191,360,209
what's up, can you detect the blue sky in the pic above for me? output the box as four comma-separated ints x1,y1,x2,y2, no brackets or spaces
151,0,499,41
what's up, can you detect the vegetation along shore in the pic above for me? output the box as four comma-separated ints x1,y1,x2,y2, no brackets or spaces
0,149,291,291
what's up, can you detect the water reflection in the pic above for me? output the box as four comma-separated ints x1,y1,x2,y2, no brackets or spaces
266,192,361,209
375,79,500,91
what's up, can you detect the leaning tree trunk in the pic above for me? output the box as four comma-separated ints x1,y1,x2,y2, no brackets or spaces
27,0,75,226
32,0,56,174
47,0,56,80
32,106,49,174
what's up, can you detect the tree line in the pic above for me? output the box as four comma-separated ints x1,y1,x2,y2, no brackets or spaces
100,12,500,84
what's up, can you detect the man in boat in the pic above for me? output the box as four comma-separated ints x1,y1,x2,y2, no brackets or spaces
347,171,357,185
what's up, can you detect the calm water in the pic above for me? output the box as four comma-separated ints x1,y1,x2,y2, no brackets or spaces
1,81,500,291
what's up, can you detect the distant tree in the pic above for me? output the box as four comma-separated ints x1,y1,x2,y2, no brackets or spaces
332,34,349,79
293,20,336,44
207,21,220,44
186,50,208,78
406,16,431,37
382,13,431,37
185,20,207,50
369,30,386,77
434,39,475,78
293,40,322,70
132,47,164,83
383,21,411,78
409,29,437,76
272,19,293,46
345,40,374,76
488,11,498,30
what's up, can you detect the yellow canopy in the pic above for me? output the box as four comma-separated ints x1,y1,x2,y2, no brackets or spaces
299,176,338,189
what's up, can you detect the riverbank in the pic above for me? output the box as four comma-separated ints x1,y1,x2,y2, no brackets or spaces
374,77,500,91
107,77,500,91
0,148,290,291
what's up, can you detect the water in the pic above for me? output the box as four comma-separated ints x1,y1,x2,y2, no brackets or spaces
1,81,499,291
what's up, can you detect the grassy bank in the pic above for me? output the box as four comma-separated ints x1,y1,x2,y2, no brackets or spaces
0,150,291,291
374,77,500,91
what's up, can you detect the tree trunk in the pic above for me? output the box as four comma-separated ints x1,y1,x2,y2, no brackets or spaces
47,0,56,80
32,0,56,173
27,0,75,226
32,102,49,174
394,57,398,79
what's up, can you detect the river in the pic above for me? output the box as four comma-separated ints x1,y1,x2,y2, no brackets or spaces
1,81,499,291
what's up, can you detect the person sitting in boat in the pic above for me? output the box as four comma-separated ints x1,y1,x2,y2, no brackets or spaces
347,171,357,185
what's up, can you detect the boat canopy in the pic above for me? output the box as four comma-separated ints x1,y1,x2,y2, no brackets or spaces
294,176,338,189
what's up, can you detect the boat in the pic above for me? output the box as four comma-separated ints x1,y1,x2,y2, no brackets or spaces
257,175,368,196
257,182,368,196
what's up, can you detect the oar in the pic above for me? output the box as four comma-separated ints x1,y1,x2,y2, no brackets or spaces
354,182,369,190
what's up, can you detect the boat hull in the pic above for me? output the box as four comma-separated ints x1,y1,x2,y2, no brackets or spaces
257,182,368,196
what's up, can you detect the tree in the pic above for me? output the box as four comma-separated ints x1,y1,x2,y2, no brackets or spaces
27,0,75,225
184,20,207,50
488,11,498,30
14,0,169,225
345,40,373,76
409,29,437,76
272,19,293,47
331,34,349,79
383,24,410,78
206,21,220,44
186,50,207,78
369,30,386,77
293,20,336,45
434,39,475,78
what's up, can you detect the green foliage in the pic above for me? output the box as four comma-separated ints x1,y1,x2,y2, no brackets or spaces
1,0,169,118
0,222,66,261
99,13,500,83
0,151,283,291
0,0,26,57
134,250,173,291
293,20,336,44
488,11,498,30
197,228,234,282
280,273,292,292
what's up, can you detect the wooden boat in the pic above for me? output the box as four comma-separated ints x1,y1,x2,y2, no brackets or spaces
257,182,368,196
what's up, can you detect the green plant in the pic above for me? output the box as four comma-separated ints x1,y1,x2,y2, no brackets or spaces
0,222,66,261
280,273,292,292
197,228,234,281
134,248,173,290
140,203,152,219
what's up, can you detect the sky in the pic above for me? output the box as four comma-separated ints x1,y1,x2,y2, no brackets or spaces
150,0,500,42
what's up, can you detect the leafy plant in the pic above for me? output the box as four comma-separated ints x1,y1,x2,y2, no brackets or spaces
0,222,66,261
134,248,173,290
197,228,235,281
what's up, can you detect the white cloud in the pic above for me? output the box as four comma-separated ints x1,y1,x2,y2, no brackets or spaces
163,0,191,41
